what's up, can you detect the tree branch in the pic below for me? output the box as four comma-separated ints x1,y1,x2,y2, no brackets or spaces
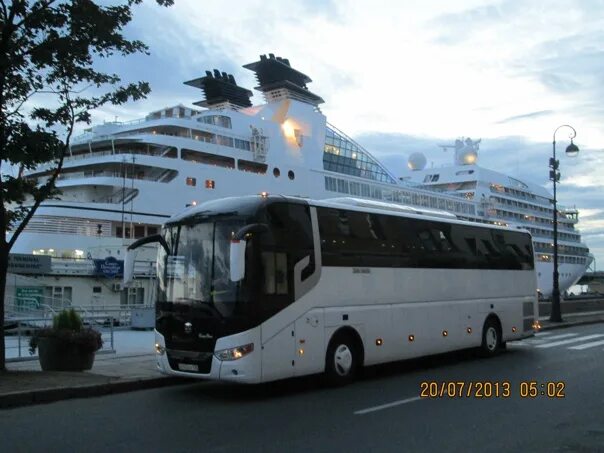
12,0,58,31
0,0,8,22
7,88,75,252
4,89,40,118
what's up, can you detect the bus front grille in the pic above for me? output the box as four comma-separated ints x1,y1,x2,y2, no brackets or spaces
166,349,213,374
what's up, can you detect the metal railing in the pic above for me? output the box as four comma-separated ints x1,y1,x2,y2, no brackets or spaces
5,314,116,362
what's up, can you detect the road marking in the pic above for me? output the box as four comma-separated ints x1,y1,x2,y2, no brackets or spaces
534,332,552,337
568,339,604,350
354,396,423,415
536,334,604,349
542,333,578,341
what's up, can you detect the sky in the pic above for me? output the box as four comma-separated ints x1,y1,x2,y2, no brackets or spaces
86,0,604,268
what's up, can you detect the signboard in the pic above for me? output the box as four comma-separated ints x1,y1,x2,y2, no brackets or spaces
166,256,185,278
8,254,51,275
15,287,43,309
94,256,124,278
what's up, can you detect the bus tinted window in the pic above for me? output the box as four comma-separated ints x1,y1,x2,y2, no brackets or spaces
317,207,534,270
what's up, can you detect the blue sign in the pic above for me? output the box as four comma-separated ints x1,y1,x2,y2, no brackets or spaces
94,257,124,278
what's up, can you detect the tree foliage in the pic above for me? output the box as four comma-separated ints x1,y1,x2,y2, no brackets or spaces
0,0,174,370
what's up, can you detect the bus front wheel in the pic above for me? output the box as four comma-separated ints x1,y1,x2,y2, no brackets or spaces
325,333,359,385
480,318,502,357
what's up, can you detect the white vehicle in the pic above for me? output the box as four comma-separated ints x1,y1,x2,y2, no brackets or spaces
125,194,539,384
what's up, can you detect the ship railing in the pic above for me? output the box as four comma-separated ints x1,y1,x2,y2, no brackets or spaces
416,186,475,199
488,186,550,205
158,168,174,182
533,245,591,256
72,118,147,141
489,211,577,232
112,117,147,126
95,187,136,204
489,201,553,218
528,232,583,244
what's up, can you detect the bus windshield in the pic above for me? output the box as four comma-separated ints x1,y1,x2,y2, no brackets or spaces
158,218,246,316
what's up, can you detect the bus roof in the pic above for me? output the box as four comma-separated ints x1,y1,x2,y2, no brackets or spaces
166,194,531,237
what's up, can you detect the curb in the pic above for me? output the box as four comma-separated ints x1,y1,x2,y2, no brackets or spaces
0,376,191,410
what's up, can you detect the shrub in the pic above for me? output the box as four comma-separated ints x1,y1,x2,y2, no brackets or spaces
29,309,103,355
52,309,82,332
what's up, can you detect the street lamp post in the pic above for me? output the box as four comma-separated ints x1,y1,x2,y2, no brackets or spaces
550,125,579,322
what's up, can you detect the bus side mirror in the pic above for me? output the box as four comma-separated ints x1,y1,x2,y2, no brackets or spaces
123,249,136,287
230,223,267,282
122,233,168,287
230,240,246,282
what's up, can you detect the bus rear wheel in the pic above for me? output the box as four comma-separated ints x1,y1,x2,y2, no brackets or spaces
480,318,502,357
325,333,359,385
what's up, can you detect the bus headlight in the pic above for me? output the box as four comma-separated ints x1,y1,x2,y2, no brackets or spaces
214,343,254,361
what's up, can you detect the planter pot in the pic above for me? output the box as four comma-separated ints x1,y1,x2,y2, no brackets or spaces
37,337,96,371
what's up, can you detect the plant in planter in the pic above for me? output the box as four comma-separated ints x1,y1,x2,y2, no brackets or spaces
29,309,103,371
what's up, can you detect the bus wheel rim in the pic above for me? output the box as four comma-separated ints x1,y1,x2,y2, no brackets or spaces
486,327,498,350
334,344,353,376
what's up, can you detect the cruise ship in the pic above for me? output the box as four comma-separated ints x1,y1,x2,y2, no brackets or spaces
10,53,592,307
399,138,592,297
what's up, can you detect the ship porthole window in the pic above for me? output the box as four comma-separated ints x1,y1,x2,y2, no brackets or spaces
288,170,295,180
273,167,280,177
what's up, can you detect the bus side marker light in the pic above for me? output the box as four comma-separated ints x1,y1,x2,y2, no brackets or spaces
408,335,415,342
466,327,472,334
298,349,304,356
376,338,383,346
512,327,517,333
155,343,165,355
442,330,448,337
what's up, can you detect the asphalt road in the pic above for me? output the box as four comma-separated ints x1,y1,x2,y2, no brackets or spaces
1,324,604,453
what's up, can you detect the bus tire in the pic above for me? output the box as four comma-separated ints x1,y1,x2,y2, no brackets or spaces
480,318,502,357
325,333,359,385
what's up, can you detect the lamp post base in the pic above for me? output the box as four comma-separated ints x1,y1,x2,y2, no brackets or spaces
550,289,563,323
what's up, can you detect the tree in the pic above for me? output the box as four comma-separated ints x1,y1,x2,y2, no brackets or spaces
0,0,174,371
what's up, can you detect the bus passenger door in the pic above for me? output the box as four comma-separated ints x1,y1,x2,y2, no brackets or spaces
261,323,295,382
294,309,325,376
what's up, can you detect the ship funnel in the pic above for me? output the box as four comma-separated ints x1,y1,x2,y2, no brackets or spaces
243,53,324,106
184,69,253,109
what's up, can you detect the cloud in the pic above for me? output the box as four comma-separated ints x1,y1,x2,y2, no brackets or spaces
497,110,554,124
64,0,604,267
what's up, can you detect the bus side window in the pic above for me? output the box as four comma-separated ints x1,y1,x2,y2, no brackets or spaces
262,251,288,295
265,202,315,280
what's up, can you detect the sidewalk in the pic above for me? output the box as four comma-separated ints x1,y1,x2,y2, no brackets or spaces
2,310,604,409
0,332,190,409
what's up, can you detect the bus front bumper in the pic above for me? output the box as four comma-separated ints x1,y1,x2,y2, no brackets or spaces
154,330,262,383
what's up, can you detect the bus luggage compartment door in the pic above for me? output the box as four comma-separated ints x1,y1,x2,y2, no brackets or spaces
261,323,295,382
294,309,325,376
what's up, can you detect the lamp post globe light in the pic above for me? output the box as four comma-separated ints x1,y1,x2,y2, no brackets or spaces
550,125,579,323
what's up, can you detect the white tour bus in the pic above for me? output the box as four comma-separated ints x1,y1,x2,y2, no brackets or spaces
124,194,539,384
